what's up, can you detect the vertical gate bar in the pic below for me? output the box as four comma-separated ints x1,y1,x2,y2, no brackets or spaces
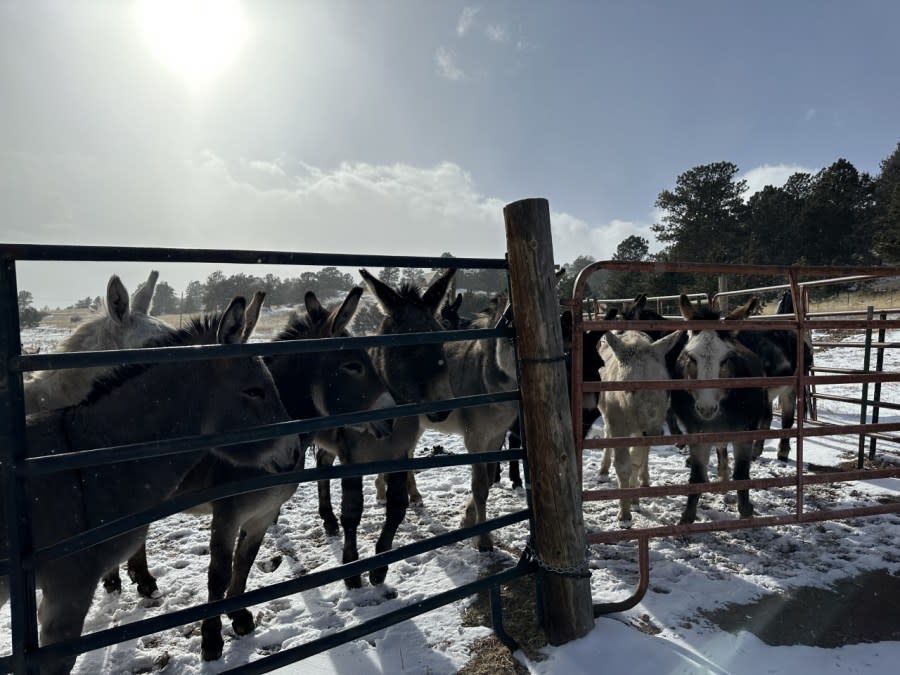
857,306,874,468
868,312,886,460
504,198,593,645
569,302,585,484
788,271,806,518
0,257,40,674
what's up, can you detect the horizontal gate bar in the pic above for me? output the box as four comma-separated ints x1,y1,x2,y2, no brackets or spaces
22,391,520,476
27,510,531,667
587,503,900,545
583,466,900,502
21,448,527,568
0,243,508,269
228,563,535,675
12,326,514,373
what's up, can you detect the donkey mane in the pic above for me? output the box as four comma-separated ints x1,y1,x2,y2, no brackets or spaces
81,313,226,405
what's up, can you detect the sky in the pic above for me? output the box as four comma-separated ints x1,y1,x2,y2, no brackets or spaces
2,0,899,308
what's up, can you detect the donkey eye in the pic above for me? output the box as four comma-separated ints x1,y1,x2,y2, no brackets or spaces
243,387,266,400
342,362,365,375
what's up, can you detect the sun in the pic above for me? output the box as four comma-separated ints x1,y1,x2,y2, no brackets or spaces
135,0,249,86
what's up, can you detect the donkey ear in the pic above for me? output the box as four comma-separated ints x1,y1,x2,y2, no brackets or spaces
653,330,685,358
422,268,457,313
726,297,759,321
450,293,463,311
678,294,697,320
131,270,159,315
241,291,266,343
604,306,619,320
359,268,403,313
601,330,626,361
106,275,129,323
304,291,323,316
634,294,647,310
217,296,247,345
328,286,363,336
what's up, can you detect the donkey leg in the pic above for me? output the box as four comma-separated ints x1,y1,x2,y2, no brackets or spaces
225,509,280,637
340,476,364,589
583,406,602,440
508,460,523,489
126,542,159,599
493,462,502,484
406,444,423,504
733,443,755,518
599,447,613,481
38,578,96,675
316,449,340,536
716,447,730,482
370,471,410,585
754,400,774,459
613,446,634,526
777,388,796,462
462,460,494,551
201,506,240,661
679,444,711,525
375,473,387,502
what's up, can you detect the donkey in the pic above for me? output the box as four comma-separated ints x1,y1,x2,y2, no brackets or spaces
106,288,395,660
0,298,299,675
736,296,813,462
598,329,684,526
440,291,524,490
24,271,172,413
671,295,770,524
598,294,687,478
361,268,519,552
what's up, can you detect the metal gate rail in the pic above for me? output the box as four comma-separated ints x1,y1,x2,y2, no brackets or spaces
0,243,534,674
568,260,900,617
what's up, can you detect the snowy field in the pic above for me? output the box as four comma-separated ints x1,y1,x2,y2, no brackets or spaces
3,321,900,674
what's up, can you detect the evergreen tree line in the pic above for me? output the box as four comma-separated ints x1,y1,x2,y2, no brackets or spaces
604,141,900,299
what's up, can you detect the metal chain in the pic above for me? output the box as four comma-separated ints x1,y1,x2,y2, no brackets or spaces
523,538,593,579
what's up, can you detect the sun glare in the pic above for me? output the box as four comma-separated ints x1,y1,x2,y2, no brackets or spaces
135,0,248,86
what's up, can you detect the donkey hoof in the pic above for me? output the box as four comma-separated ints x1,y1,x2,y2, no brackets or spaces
476,536,494,552
323,522,340,537
230,609,255,636
678,513,696,525
369,566,388,585
343,575,363,589
777,451,790,463
136,580,159,599
201,618,224,661
409,493,424,505
618,517,633,529
102,574,122,595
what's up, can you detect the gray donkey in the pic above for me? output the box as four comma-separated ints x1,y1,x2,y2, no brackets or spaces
24,270,172,413
0,297,300,675
109,287,396,661
360,268,519,552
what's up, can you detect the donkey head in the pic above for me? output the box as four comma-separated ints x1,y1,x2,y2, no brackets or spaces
439,292,464,330
360,267,456,419
196,297,298,470
61,273,172,356
677,294,758,420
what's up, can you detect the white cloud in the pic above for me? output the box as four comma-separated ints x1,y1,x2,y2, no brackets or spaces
457,6,480,36
740,163,814,198
485,24,509,43
2,150,654,306
434,46,466,81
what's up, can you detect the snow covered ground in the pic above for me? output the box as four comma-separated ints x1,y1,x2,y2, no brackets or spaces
3,322,899,674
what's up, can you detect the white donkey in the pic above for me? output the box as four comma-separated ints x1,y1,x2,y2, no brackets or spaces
24,271,173,413
598,329,684,526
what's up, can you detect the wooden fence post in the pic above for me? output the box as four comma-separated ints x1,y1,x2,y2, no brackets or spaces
503,198,594,644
